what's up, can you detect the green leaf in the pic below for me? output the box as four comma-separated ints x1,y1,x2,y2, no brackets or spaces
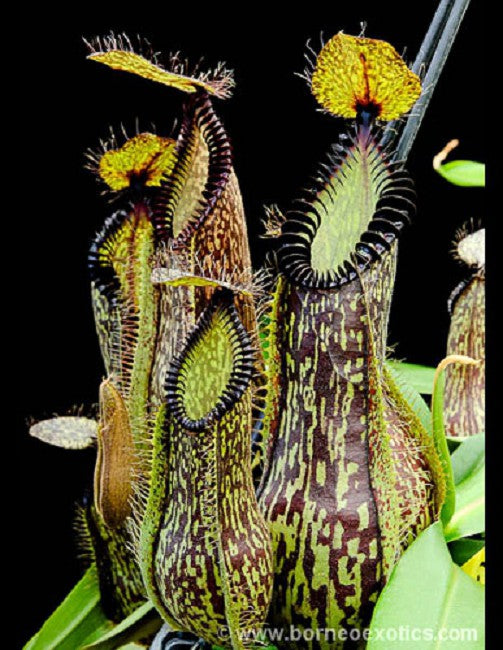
443,434,485,542
386,361,435,395
368,522,484,649
385,361,432,435
84,601,162,649
449,538,485,566
444,460,485,542
450,434,484,485
431,364,455,525
436,160,485,187
24,565,113,650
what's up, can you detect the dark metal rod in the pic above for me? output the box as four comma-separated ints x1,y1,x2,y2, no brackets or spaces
382,0,471,162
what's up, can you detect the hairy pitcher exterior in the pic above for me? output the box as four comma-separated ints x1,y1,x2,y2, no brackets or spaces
31,34,270,634
257,34,445,648
444,228,485,438
27,29,457,650
86,38,272,645
140,291,273,648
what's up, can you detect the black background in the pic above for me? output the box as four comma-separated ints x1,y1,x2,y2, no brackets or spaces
17,2,484,647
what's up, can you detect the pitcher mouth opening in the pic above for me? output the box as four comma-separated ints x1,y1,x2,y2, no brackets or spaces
278,125,416,290
153,91,232,247
165,289,255,432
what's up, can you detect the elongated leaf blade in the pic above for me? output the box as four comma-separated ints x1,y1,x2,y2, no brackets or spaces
445,403,485,546
444,461,485,542
436,160,485,187
368,522,484,649
450,434,485,485
386,361,435,394
84,601,162,649
24,566,112,650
